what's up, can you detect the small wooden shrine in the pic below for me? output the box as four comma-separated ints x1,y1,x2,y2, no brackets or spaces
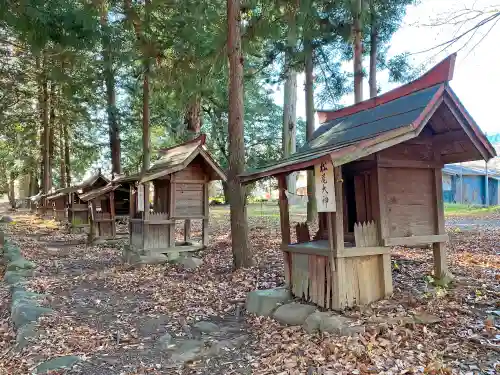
127,135,226,261
68,170,109,231
240,54,496,309
46,187,74,221
79,184,121,243
111,174,141,218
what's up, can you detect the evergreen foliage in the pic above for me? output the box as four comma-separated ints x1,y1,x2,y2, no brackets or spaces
0,0,417,200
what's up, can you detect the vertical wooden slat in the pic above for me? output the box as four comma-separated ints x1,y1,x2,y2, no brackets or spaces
326,259,331,309
278,174,292,287
319,256,325,307
283,251,291,287
184,220,191,242
327,213,336,272
291,253,296,296
110,190,116,238
89,200,96,242
357,257,369,305
334,167,344,254
370,168,381,244
311,255,317,304
381,253,393,297
202,182,209,246
432,167,447,278
277,175,291,245
434,168,445,234
375,159,389,241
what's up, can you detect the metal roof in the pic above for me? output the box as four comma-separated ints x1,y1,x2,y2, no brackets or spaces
240,54,496,183
304,84,441,154
443,164,500,180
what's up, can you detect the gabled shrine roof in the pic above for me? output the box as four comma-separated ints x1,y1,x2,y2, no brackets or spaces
78,183,120,202
240,54,496,183
44,169,109,201
140,135,227,183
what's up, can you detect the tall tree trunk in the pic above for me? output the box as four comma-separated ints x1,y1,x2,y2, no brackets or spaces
227,0,252,268
63,119,71,187
8,171,16,208
283,2,297,194
28,171,34,196
142,0,151,211
49,81,56,190
368,0,377,98
304,37,317,222
36,56,44,192
353,0,363,103
222,181,230,204
101,2,121,176
59,116,66,188
42,52,50,195
184,96,202,140
60,59,71,187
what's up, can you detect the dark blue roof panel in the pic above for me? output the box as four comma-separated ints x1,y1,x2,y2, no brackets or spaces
300,84,442,154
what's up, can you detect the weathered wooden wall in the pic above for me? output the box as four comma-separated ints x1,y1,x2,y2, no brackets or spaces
376,139,440,238
70,203,89,226
53,197,67,221
174,161,205,181
174,183,204,217
287,250,390,309
130,220,144,248
383,168,435,237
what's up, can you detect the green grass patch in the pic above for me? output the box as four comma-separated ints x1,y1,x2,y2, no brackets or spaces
211,202,307,221
444,203,500,216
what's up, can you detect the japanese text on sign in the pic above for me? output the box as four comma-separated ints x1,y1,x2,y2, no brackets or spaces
314,160,336,212
137,184,145,212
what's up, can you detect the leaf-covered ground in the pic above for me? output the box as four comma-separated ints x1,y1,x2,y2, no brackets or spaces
0,205,499,374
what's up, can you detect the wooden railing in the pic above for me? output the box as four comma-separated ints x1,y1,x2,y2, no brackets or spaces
354,221,379,247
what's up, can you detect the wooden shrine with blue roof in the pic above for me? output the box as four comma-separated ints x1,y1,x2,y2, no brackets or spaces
240,54,496,309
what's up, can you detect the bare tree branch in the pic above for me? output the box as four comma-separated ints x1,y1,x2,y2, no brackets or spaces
411,11,500,56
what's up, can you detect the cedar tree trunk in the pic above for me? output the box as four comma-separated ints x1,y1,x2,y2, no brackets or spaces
42,53,50,194
49,81,56,190
59,115,66,188
353,0,363,103
368,0,377,98
185,96,202,140
282,2,297,194
8,171,15,208
101,4,121,176
141,0,151,211
227,0,252,268
63,120,71,187
304,38,317,222
36,56,44,192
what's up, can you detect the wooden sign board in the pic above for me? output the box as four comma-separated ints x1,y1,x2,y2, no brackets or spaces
314,160,336,212
137,184,144,212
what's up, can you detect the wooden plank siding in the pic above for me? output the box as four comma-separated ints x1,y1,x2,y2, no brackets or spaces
174,183,204,217
286,249,390,309
383,167,435,238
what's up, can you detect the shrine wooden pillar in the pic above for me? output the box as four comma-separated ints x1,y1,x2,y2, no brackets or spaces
329,166,345,309
110,190,116,237
202,182,209,247
277,174,291,285
432,167,448,278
